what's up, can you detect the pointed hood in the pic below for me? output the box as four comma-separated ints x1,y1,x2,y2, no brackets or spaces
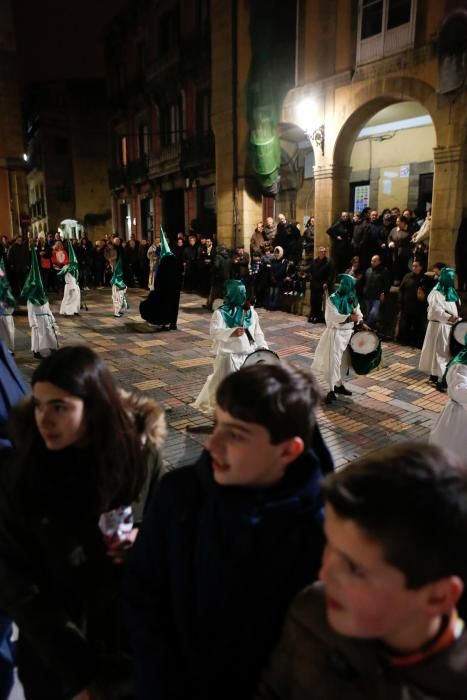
330,274,356,315
219,279,252,328
20,248,48,305
110,254,127,290
434,267,460,303
58,240,79,280
0,259,16,309
159,225,174,261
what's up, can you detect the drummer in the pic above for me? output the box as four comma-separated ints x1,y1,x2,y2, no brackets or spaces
311,274,367,404
430,333,467,460
419,267,460,392
193,279,268,414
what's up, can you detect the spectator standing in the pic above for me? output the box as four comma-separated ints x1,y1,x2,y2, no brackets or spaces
362,254,391,329
388,215,412,284
274,214,288,251
326,212,352,273
126,363,333,700
251,222,266,258
398,260,428,348
7,235,30,297
265,246,287,310
308,246,334,324
263,216,277,243
183,234,199,293
231,245,250,284
205,244,232,311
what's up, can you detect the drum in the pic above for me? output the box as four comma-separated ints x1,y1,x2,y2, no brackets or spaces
348,330,382,375
243,348,280,367
450,320,467,357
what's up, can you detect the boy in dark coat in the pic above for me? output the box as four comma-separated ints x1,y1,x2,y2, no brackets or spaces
257,443,467,700
125,364,333,700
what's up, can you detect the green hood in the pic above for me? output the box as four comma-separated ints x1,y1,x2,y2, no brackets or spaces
434,267,460,303
110,255,126,290
20,248,48,305
330,274,356,315
58,240,79,280
219,280,252,328
0,258,16,308
159,226,174,261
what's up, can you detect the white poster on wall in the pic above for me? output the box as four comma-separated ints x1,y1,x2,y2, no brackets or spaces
354,185,370,213
399,165,410,178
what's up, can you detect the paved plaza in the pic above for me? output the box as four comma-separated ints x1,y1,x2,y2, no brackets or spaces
12,288,448,470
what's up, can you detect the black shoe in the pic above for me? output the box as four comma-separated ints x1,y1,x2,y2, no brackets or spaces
429,375,438,383
307,317,313,323
169,323,177,330
325,391,337,404
435,382,447,393
33,352,42,359
334,385,352,396
155,325,170,332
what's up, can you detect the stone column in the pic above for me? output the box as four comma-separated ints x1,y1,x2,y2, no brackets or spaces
313,163,351,254
430,144,467,267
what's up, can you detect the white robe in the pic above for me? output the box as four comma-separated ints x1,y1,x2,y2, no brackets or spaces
430,364,467,462
418,290,458,377
60,272,81,315
0,304,15,352
193,308,267,414
311,297,363,391
112,285,128,316
27,301,58,354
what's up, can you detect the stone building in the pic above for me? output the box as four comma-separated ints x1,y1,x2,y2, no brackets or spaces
0,0,28,239
106,0,215,242
211,0,467,265
24,80,112,241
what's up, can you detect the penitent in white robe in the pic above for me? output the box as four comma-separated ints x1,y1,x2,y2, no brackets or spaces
193,308,267,414
27,301,58,354
311,297,363,391
60,273,81,316
418,290,458,378
0,304,15,352
430,364,467,462
112,285,128,316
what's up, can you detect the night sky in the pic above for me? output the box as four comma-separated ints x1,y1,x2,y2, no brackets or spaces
14,0,127,87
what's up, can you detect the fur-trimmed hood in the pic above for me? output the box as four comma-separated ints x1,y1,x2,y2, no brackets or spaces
119,389,166,450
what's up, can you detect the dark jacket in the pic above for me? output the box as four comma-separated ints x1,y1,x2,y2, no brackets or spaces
124,433,333,700
257,582,467,700
399,271,427,313
326,219,352,254
309,257,334,290
363,264,391,300
0,392,166,699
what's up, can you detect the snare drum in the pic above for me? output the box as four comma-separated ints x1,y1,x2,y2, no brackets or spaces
349,330,382,375
243,348,280,367
450,320,467,357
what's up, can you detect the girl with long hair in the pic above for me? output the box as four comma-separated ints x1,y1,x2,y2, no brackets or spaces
0,346,165,700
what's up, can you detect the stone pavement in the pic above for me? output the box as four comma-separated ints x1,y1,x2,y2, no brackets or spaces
12,288,448,470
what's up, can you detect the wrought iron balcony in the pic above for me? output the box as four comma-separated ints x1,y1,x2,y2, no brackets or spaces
127,156,148,183
108,167,127,191
181,133,215,171
148,142,182,178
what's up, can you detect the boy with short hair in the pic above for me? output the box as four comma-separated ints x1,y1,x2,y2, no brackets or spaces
256,443,467,699
125,363,333,700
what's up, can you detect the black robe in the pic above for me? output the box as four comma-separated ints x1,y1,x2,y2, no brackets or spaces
139,255,182,326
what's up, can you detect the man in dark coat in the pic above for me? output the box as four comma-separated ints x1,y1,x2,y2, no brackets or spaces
326,212,352,273
362,254,391,329
308,246,334,323
398,259,427,348
7,235,30,298
139,230,182,331
125,364,333,700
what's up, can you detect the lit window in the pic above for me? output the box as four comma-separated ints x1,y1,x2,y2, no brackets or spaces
357,0,416,64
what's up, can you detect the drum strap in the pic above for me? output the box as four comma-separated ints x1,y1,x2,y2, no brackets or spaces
245,327,255,345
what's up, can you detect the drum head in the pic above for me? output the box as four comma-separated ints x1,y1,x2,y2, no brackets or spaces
243,349,280,367
349,331,379,354
453,321,467,346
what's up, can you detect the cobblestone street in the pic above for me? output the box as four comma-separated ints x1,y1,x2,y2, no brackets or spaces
12,288,448,470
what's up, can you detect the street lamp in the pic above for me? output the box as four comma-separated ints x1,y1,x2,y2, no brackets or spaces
296,98,325,157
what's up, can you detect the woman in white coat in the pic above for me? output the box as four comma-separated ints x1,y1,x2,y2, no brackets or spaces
430,336,467,461
193,280,267,414
419,267,460,391
311,274,364,404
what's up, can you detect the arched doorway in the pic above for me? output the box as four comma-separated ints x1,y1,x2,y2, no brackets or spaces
347,101,435,218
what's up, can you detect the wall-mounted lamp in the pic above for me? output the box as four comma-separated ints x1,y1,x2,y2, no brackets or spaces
295,98,325,156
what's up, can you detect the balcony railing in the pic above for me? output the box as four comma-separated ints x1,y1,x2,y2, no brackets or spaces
181,133,215,171
148,142,182,178
108,167,127,191
127,156,148,183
